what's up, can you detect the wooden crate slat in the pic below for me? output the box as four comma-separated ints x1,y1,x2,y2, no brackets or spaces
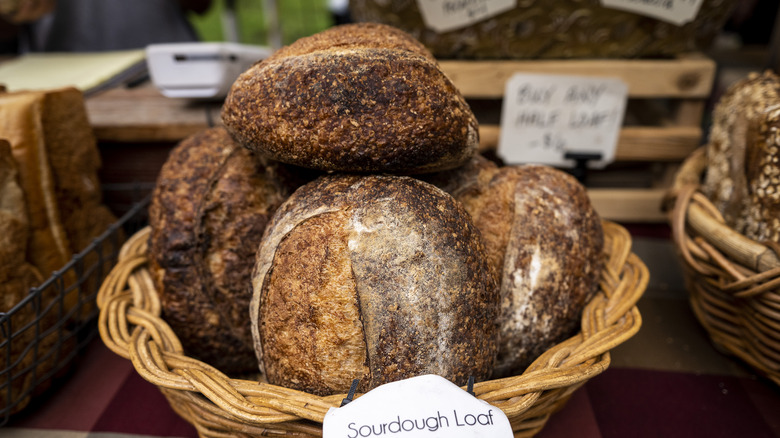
479,125,702,162
587,188,668,222
439,54,716,99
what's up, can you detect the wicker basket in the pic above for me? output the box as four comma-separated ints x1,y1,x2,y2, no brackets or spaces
97,221,647,437
666,147,780,386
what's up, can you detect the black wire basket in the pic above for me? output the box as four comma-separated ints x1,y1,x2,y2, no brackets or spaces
0,195,150,425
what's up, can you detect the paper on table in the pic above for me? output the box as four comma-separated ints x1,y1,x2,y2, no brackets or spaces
0,50,147,95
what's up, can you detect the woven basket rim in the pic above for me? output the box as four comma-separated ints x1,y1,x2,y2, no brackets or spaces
665,146,780,386
97,220,647,437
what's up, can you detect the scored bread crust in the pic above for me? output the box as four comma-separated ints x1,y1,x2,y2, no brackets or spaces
251,174,498,395
148,127,292,374
222,23,478,174
455,165,604,377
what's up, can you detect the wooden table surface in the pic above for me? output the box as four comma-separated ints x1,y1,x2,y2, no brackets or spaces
85,82,222,143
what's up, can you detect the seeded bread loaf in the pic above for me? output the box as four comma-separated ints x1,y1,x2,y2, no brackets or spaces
222,23,478,174
349,0,736,59
251,174,498,395
703,70,780,243
148,127,301,374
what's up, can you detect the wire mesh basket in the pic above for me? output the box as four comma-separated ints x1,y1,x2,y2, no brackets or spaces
0,195,150,425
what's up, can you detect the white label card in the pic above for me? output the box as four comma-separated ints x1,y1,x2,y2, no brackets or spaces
416,0,516,33
600,0,705,26
323,374,513,438
498,73,627,169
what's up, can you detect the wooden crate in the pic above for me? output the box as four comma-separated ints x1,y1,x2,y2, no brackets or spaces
86,54,715,222
439,53,716,223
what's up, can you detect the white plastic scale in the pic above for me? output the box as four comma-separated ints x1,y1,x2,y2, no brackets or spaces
145,42,272,99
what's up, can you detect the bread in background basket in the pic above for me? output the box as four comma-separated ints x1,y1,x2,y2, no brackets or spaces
348,0,736,59
0,87,121,416
665,71,780,386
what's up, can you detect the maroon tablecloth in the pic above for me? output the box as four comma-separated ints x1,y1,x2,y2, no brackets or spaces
6,336,780,438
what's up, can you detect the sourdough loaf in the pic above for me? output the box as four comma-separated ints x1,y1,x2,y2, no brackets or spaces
222,23,478,174
251,174,498,395
703,70,780,243
148,127,301,374
445,164,603,376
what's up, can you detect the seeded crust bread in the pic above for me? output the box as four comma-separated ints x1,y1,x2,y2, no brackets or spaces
148,127,301,374
251,174,498,395
703,70,780,243
445,164,604,377
349,0,736,59
222,23,479,174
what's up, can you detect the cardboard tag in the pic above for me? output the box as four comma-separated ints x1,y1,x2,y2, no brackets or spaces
498,73,627,169
600,0,705,26
416,0,516,33
323,374,513,437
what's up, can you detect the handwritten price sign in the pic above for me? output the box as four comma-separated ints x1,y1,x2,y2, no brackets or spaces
600,0,705,25
498,73,627,169
416,0,516,33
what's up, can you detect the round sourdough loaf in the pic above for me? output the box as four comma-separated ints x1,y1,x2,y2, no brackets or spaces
449,164,604,377
250,174,498,395
148,127,303,374
222,23,478,174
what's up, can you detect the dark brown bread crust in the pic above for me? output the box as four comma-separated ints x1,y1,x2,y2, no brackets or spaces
222,23,478,174
267,22,435,62
455,165,603,377
252,174,498,395
148,127,294,374
419,153,500,199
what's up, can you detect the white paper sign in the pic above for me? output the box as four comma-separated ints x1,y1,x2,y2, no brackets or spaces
600,0,705,26
323,374,513,438
498,73,627,169
416,0,516,33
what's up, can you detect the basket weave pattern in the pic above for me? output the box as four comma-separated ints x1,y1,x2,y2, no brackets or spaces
97,221,647,437
668,147,780,386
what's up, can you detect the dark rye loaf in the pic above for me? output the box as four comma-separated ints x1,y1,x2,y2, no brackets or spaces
250,174,498,395
148,127,298,374
222,23,478,174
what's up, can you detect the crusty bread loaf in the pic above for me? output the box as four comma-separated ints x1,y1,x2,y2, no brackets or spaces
222,23,478,174
0,87,119,319
148,127,301,374
38,88,119,262
0,138,59,414
349,0,736,59
447,164,603,377
703,70,780,243
419,153,500,200
251,174,498,395
0,91,75,296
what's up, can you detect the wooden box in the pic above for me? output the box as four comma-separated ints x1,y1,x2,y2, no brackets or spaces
86,54,715,223
439,53,716,222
